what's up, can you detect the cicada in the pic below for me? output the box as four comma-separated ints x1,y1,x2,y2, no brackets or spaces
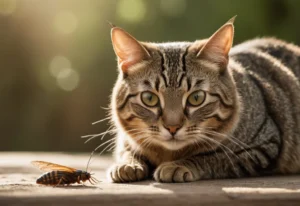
31,161,99,186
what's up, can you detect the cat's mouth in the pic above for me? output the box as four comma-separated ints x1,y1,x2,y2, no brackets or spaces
160,133,187,142
157,136,189,150
163,137,183,142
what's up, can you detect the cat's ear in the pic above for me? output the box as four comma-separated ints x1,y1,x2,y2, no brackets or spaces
111,27,150,73
196,16,236,70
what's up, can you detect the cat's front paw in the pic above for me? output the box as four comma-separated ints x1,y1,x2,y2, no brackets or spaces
107,163,148,183
154,162,199,183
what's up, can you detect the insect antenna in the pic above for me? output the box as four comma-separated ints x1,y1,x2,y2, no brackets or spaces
86,150,95,172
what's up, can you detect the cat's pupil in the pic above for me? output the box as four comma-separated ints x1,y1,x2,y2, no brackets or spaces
194,94,199,101
148,95,152,101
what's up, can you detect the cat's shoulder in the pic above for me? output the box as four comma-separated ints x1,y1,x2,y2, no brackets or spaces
230,37,300,56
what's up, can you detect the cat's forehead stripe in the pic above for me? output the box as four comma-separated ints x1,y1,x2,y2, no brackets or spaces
158,51,168,87
158,44,189,88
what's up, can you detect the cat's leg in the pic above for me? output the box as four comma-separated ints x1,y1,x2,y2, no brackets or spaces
154,138,280,183
107,151,149,183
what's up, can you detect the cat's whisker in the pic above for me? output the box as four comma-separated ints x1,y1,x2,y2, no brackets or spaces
128,130,149,136
197,134,238,173
86,128,150,168
139,138,152,163
81,128,116,139
95,129,148,150
93,138,115,152
83,127,141,145
124,128,154,139
222,137,255,161
196,136,222,161
130,135,150,164
86,136,116,167
190,138,206,152
200,129,246,149
195,139,215,155
84,129,115,144
143,138,152,150
193,129,239,157
191,127,247,152
88,140,116,167
204,128,251,149
199,129,255,162
99,141,116,156
91,116,111,125
190,129,240,162
107,144,116,152
100,106,110,111
100,125,116,140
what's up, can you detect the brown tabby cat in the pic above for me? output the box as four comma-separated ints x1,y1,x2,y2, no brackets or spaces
107,16,300,183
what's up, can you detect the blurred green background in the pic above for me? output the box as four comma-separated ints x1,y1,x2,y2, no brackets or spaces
1,0,300,152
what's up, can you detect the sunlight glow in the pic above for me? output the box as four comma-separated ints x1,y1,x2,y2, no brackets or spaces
54,10,78,34
0,0,17,16
56,69,80,91
49,56,71,77
116,0,146,23
223,187,300,194
160,0,186,17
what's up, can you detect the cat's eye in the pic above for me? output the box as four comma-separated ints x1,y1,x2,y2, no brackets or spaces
187,90,206,106
141,92,159,107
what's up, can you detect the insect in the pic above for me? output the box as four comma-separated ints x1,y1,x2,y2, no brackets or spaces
31,161,99,186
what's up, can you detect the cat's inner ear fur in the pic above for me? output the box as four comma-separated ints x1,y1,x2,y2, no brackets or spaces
195,17,235,71
111,27,150,74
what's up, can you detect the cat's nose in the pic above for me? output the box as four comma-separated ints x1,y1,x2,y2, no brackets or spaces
164,125,182,136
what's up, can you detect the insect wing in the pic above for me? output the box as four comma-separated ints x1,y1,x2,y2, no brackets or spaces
31,161,77,172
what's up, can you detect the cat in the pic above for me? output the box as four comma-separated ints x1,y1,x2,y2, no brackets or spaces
106,16,300,183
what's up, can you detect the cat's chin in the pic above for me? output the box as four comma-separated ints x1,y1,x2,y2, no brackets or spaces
157,139,190,150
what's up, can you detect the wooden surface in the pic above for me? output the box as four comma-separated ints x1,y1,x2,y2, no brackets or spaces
1,152,300,206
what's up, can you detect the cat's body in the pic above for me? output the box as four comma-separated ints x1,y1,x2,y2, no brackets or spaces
107,18,300,183
231,38,300,174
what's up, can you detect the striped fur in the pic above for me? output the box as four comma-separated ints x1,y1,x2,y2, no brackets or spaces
107,19,300,183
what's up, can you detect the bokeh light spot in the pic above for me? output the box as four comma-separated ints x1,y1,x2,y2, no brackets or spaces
54,10,78,34
49,56,71,77
116,0,146,23
56,69,80,91
160,0,186,17
0,0,17,16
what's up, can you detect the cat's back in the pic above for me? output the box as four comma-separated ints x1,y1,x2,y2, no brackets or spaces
230,38,300,78
229,38,300,173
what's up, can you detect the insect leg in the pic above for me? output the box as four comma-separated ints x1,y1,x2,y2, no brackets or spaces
89,176,99,185
91,176,99,183
54,178,63,187
54,176,67,187
88,179,94,185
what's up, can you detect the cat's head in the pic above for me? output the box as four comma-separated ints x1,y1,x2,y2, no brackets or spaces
110,17,241,151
